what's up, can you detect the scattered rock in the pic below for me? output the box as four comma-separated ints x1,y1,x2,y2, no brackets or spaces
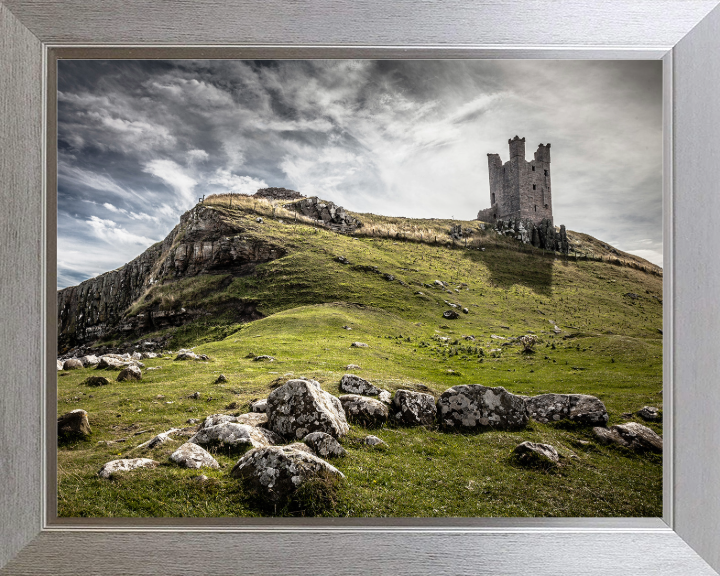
117,365,142,382
82,376,110,387
266,379,350,440
198,413,239,429
443,310,459,320
253,355,275,362
283,196,361,232
63,358,83,370
146,366,161,371
350,342,369,348
513,441,559,467
186,418,200,425
339,374,382,396
345,364,361,370
303,431,346,458
364,435,386,447
251,399,268,413
79,354,100,367
525,394,608,426
193,474,209,483
437,385,528,431
57,359,63,371
190,392,201,399
137,428,179,450
96,356,131,370
230,445,345,503
190,422,281,449
339,394,389,426
393,389,437,426
58,409,91,439
215,374,228,383
638,406,661,421
175,350,199,361
285,442,316,455
256,217,264,223
342,325,352,330
170,443,220,469
462,308,469,314
98,458,158,479
378,389,392,404
593,422,663,453
624,293,640,300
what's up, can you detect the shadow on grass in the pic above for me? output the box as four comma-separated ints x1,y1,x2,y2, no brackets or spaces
462,247,557,296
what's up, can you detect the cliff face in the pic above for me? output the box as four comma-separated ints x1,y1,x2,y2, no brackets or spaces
57,205,285,350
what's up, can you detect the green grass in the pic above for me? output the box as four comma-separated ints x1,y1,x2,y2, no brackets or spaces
57,203,662,518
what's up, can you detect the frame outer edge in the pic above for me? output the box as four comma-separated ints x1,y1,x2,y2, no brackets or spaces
0,1,44,570
672,2,720,572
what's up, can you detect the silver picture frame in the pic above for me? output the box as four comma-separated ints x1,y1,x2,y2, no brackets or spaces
2,1,720,574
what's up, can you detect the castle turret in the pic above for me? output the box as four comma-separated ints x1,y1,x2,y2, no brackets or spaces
534,142,551,163
508,135,526,159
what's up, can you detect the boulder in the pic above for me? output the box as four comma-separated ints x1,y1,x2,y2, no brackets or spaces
638,406,661,421
170,443,219,469
175,351,199,361
131,351,143,360
266,379,349,440
443,310,459,320
525,393,608,426
364,435,386,447
96,356,128,370
378,390,392,404
593,422,663,453
190,422,281,449
80,354,100,367
251,399,268,413
98,458,159,479
63,358,83,370
513,441,560,467
339,374,382,396
198,413,237,429
82,376,110,387
230,446,345,502
303,431,346,458
393,389,436,426
215,374,228,383
117,365,142,382
437,385,528,430
339,394,389,426
285,442,316,455
57,359,63,371
58,409,91,439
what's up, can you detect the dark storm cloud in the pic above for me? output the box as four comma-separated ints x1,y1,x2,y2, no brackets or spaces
57,59,662,288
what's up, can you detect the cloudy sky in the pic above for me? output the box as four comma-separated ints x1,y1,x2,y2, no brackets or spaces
57,59,662,288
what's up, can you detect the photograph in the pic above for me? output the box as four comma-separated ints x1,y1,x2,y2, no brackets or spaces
55,59,663,518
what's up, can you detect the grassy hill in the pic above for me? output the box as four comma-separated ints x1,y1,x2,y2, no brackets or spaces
57,196,663,518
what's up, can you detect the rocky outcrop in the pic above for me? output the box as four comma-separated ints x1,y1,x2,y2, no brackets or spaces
254,187,304,201
392,389,436,426
436,385,528,431
492,218,569,254
526,393,608,426
283,197,362,232
230,445,345,503
57,204,284,350
266,379,350,440
593,422,663,453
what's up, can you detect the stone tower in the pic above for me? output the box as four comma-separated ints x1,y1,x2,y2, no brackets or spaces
477,136,553,225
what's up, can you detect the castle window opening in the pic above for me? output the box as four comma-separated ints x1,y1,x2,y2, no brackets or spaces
532,165,535,171
534,205,537,212
544,169,548,176
491,193,495,204
532,184,536,190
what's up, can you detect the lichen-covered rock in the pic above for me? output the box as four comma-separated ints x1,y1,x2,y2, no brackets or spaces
393,389,436,426
285,442,316,455
58,409,91,439
266,379,349,440
236,412,269,427
175,350,199,361
96,356,137,370
98,458,158,479
513,441,559,467
437,385,528,430
525,393,608,426
63,358,83,370
170,443,219,469
638,406,661,421
378,390,392,404
303,431,346,458
593,422,663,453
364,435,386,447
339,374,382,396
82,376,110,387
339,394,389,427
230,445,345,502
117,365,142,382
198,413,237,429
190,422,281,449
251,399,268,413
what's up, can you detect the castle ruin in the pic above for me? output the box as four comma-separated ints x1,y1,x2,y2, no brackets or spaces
477,135,552,225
